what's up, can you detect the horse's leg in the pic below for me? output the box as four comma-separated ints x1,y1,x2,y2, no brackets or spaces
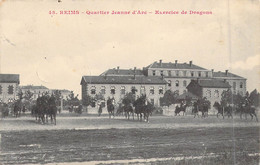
253,113,258,122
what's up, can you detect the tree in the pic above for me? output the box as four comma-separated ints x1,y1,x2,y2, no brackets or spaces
67,91,80,106
160,90,178,107
23,90,34,111
82,94,92,107
122,92,135,106
53,90,62,106
249,89,259,107
220,89,232,107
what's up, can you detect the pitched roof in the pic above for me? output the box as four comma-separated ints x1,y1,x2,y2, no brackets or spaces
176,92,199,100
20,85,48,90
195,79,231,88
0,74,20,84
148,61,207,70
100,68,144,76
213,71,245,79
81,76,167,85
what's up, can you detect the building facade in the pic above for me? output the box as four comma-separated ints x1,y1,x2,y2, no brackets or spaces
213,70,246,96
0,74,20,103
144,60,213,95
20,85,50,100
81,60,247,109
187,79,231,109
81,75,167,107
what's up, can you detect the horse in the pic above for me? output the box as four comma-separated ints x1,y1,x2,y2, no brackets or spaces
124,104,135,120
133,95,153,123
213,102,232,119
107,98,115,118
48,96,58,125
175,103,187,116
192,102,208,118
238,105,258,122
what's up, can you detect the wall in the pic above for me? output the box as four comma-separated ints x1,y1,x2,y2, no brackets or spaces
0,83,19,103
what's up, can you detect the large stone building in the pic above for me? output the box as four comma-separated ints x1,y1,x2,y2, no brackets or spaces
0,74,20,103
213,70,246,96
20,85,49,100
81,60,247,109
81,75,167,107
144,60,213,95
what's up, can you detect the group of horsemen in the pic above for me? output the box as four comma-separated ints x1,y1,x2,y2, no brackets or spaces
95,97,258,122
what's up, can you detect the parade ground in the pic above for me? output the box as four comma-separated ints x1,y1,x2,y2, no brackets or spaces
0,112,259,164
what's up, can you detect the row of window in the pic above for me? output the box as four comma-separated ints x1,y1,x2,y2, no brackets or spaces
0,85,14,95
168,80,187,87
206,90,219,98
90,86,164,95
152,70,210,77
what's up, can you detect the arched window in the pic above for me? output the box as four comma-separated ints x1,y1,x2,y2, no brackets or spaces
160,70,163,76
175,80,179,87
168,80,171,87
191,71,194,77
90,86,96,95
110,86,115,94
150,87,154,95
140,86,145,95
152,70,156,76
8,85,14,94
214,90,219,98
168,70,171,77
240,82,243,88
183,80,187,87
101,86,106,94
233,82,236,90
198,71,201,77
206,90,211,98
120,86,125,95
159,87,163,94
131,86,137,94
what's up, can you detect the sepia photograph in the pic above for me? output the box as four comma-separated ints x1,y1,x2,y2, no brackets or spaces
0,0,259,164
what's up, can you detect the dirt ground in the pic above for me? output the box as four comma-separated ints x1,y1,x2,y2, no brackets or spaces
0,114,259,164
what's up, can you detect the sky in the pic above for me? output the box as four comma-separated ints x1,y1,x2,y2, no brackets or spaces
0,0,259,98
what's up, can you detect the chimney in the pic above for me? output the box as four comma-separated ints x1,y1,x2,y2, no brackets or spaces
211,69,214,73
159,59,162,66
117,66,119,73
225,70,228,75
189,61,192,66
175,60,178,66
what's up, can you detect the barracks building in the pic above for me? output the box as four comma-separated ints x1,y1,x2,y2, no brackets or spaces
81,60,247,108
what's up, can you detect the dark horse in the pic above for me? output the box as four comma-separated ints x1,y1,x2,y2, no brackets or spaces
192,101,208,118
124,103,135,120
47,96,58,125
134,95,153,123
238,104,258,122
175,103,187,116
213,102,233,119
107,97,115,118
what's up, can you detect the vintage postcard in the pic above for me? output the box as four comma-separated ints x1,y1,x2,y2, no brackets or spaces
0,0,259,164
